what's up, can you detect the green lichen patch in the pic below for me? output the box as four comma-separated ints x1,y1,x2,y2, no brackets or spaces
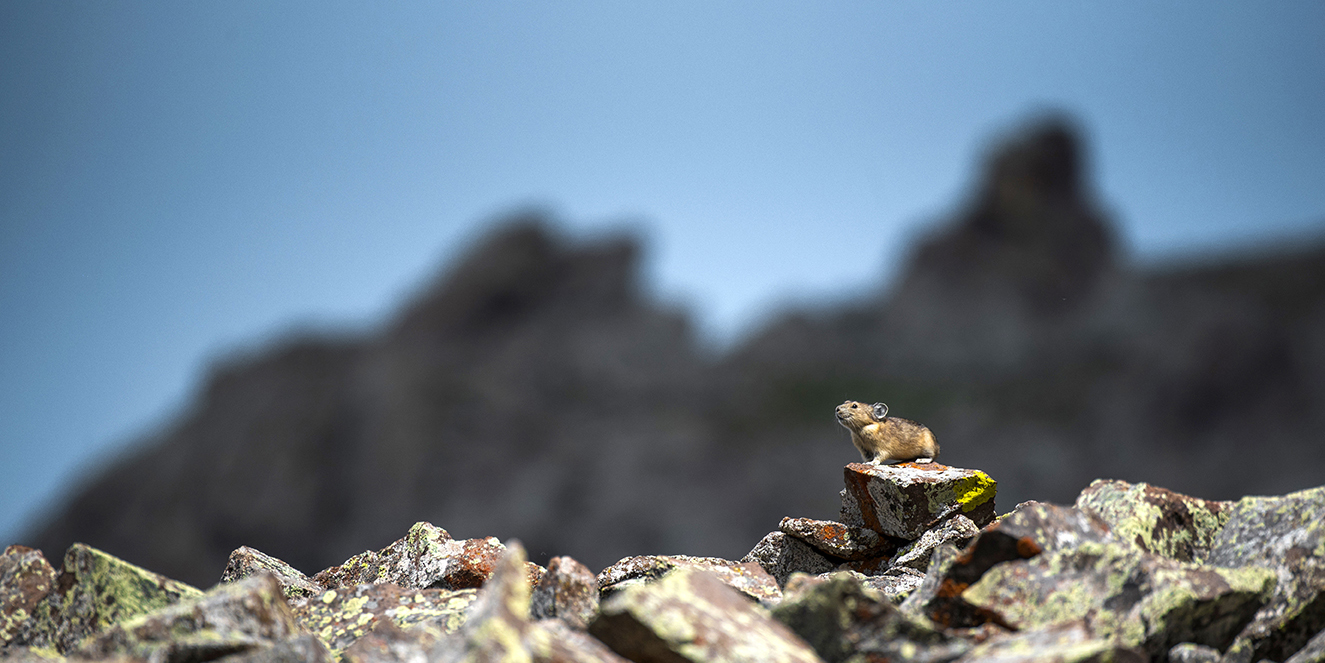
1075,479,1231,563
74,572,301,661
591,567,822,663
292,582,477,655
13,543,202,654
962,541,1275,656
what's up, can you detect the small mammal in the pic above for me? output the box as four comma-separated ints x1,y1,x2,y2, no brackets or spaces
834,400,939,464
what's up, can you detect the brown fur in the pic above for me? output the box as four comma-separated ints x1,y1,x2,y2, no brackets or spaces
834,400,940,464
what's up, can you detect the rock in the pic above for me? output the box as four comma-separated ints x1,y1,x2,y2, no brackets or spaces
1168,642,1222,663
292,582,477,656
0,545,57,646
778,517,899,561
773,571,966,663
840,463,997,539
1074,479,1231,563
742,532,837,588
75,572,303,661
889,515,981,573
221,546,322,602
860,567,928,604
213,632,335,663
524,619,631,663
955,621,1145,663
598,555,782,606
1285,627,1325,663
961,539,1276,657
1205,486,1325,663
530,555,598,629
902,502,1108,628
11,542,202,654
590,567,821,663
312,522,539,592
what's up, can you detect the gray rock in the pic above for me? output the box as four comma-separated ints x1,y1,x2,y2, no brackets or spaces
861,567,928,604
956,621,1144,663
840,463,997,539
773,571,965,663
1285,627,1325,663
1208,486,1325,663
778,517,898,561
599,554,781,606
889,515,980,573
590,567,822,663
291,581,477,656
222,546,322,602
1168,642,1222,663
743,532,838,588
1074,479,1231,563
530,555,598,629
0,545,57,646
217,633,336,663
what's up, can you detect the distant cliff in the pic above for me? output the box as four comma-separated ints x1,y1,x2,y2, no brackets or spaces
25,116,1325,587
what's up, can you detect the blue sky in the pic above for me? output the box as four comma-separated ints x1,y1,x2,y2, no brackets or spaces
2,2,1323,545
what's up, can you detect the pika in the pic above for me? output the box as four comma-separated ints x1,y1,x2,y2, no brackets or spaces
834,401,940,464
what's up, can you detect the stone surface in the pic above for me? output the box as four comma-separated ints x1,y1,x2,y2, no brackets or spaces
75,572,302,661
841,463,997,539
1168,642,1221,663
955,621,1145,663
0,546,58,646
742,533,837,588
590,567,822,663
598,554,782,606
1205,485,1325,663
860,567,928,604
293,582,476,656
773,571,966,663
217,632,336,663
961,539,1276,657
12,542,203,654
889,515,980,573
311,522,545,592
1074,479,1231,563
902,502,1109,628
778,517,898,561
1285,627,1325,663
529,555,598,629
222,546,322,602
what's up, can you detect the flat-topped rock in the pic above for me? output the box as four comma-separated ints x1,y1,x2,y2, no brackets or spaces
840,462,997,539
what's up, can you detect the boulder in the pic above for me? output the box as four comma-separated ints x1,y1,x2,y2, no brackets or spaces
840,463,996,539
598,555,781,606
1168,642,1222,663
1074,479,1231,563
742,533,837,587
590,567,822,663
10,543,202,654
955,621,1144,663
778,517,899,561
0,545,58,646
961,540,1276,657
529,555,598,629
772,571,966,663
221,546,322,602
311,522,544,592
1205,485,1325,663
888,515,980,573
292,582,477,656
1285,627,1325,663
75,572,307,661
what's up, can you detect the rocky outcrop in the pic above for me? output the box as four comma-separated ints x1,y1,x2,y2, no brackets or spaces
4,468,1325,662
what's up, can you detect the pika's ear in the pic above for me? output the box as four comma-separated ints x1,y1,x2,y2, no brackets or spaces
871,403,888,420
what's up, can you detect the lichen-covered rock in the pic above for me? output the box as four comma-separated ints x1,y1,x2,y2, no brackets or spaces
772,571,966,663
1074,479,1231,563
889,515,980,573
75,572,302,661
902,502,1107,628
1284,627,1325,663
428,539,533,663
860,567,927,604
0,545,58,646
778,518,899,561
530,556,598,629
1205,485,1325,663
590,567,821,663
598,555,782,606
215,632,335,663
313,522,531,592
524,618,631,663
961,540,1276,657
13,543,202,654
221,546,322,602
840,463,996,539
955,621,1145,663
293,581,476,655
742,532,837,588
1168,641,1221,663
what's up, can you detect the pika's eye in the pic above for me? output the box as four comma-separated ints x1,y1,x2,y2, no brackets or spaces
850,404,857,408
